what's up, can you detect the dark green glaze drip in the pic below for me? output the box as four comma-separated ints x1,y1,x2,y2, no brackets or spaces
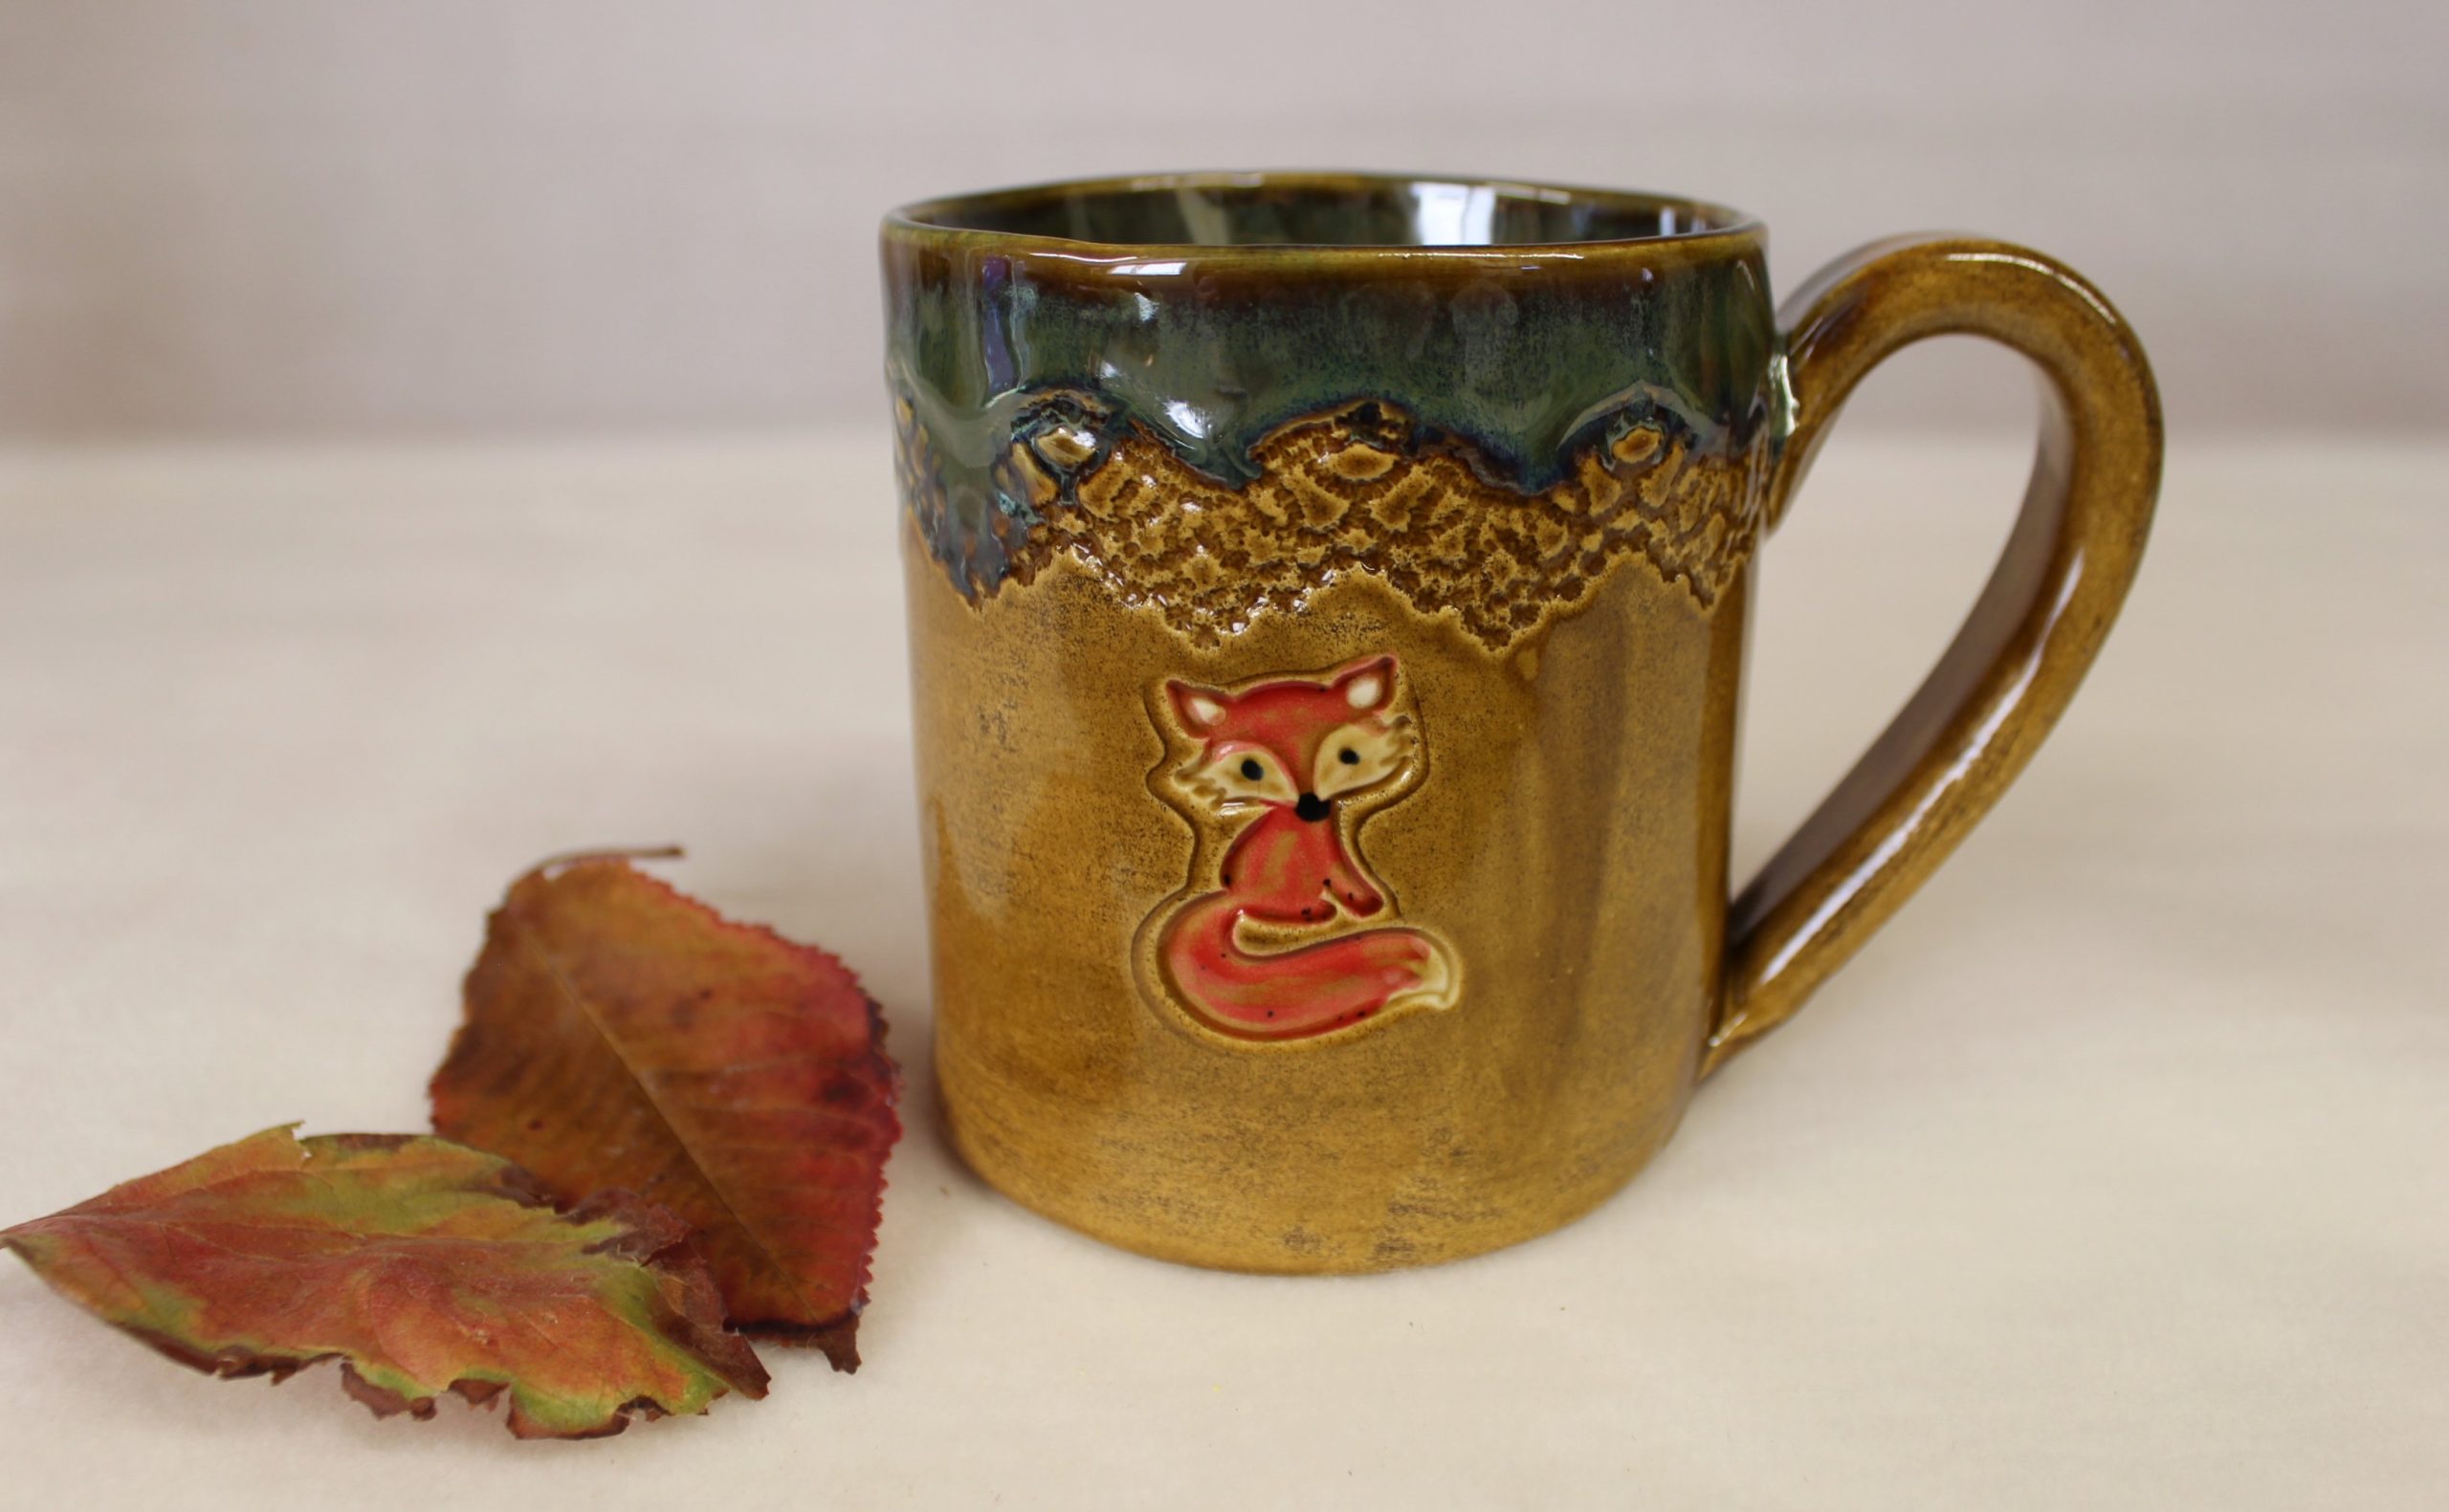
883,174,1778,595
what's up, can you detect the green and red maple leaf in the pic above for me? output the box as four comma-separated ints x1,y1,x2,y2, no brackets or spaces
1,855,900,1438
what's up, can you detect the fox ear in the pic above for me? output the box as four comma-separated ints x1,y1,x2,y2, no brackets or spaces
1166,680,1230,733
1333,654,1397,712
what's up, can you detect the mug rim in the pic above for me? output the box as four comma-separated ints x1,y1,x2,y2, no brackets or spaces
884,170,1764,267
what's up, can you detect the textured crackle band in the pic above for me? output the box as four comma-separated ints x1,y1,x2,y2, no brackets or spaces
897,392,1768,651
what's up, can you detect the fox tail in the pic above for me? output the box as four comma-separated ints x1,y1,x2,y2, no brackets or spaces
1157,893,1456,1041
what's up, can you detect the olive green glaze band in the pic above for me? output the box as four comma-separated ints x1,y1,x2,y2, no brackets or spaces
882,173,1776,593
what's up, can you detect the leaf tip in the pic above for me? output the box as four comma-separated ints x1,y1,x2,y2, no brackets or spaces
521,845,687,884
734,1311,863,1374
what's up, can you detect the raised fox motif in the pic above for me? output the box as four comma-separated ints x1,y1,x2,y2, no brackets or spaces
1143,654,1460,1043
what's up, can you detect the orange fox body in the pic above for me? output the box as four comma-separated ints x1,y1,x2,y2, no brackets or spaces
1153,656,1457,1041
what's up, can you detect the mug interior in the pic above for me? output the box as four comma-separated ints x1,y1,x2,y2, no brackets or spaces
895,172,1753,251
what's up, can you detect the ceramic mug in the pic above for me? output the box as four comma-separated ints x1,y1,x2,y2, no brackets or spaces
884,172,2160,1272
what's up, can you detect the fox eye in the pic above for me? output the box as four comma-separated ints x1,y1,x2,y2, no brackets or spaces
1240,757,1264,780
1338,747,1359,765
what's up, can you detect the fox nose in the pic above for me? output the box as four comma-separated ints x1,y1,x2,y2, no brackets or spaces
1295,792,1331,823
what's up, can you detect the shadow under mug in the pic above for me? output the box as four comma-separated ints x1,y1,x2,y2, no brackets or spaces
884,172,2161,1273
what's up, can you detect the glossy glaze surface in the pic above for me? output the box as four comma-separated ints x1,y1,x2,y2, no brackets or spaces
886,172,2161,1271
883,173,1774,593
1711,237,2162,1069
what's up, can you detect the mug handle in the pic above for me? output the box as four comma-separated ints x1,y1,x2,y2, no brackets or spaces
1705,236,2164,1075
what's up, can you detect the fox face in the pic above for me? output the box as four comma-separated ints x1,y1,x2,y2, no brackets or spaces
1165,655,1415,819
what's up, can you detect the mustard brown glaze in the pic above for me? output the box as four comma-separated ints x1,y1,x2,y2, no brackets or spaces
887,174,2162,1272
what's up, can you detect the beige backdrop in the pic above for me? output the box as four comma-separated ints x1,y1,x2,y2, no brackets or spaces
1,0,2442,439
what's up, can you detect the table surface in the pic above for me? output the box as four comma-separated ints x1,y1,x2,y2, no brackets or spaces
0,431,2439,1511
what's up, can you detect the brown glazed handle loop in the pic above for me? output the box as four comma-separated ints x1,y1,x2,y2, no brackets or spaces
1704,236,2163,1076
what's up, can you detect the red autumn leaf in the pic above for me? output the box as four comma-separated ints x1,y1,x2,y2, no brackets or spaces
0,1126,768,1439
430,853,900,1370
